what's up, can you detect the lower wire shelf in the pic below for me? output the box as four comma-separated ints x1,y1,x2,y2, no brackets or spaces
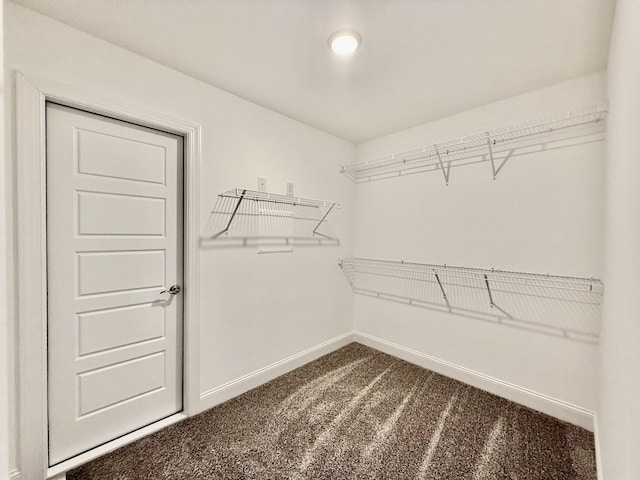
339,257,604,342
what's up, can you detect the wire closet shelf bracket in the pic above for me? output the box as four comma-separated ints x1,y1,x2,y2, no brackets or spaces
340,104,608,184
339,257,604,342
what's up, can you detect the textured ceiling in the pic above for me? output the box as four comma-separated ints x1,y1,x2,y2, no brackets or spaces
11,0,615,143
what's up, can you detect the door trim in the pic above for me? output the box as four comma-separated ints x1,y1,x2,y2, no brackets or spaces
16,71,202,479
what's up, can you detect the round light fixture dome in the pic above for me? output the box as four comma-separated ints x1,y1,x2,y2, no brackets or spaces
328,30,361,55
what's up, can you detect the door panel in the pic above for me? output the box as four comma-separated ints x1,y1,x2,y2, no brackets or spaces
77,128,167,184
78,352,166,416
77,251,166,295
47,103,183,465
78,304,165,355
77,191,166,235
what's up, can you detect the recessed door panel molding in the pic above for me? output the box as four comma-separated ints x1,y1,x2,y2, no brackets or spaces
77,191,166,236
77,127,167,185
78,352,166,416
75,339,169,375
47,102,184,465
78,303,165,356
74,175,167,199
77,251,166,296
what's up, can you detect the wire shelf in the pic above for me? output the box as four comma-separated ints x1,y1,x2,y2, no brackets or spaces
219,188,341,209
339,257,604,342
203,188,341,247
341,104,608,184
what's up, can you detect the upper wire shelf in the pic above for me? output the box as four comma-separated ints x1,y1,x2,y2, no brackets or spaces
203,188,341,247
339,257,604,342
340,104,608,184
219,188,341,209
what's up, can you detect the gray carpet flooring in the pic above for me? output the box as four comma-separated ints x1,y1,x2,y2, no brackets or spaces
68,343,596,479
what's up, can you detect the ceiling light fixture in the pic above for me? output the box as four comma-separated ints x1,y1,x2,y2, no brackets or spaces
328,30,361,55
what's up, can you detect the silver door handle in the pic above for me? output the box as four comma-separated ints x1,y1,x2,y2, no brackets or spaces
160,285,181,295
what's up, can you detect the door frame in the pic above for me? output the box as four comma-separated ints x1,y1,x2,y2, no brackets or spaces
15,71,202,479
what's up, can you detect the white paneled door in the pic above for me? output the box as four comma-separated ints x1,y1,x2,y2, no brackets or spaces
46,103,184,465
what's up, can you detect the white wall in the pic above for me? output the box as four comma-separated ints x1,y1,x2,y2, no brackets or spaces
4,2,355,475
599,0,640,478
354,72,606,416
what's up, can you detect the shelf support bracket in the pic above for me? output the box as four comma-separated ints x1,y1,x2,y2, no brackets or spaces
486,133,514,179
435,273,451,310
484,274,495,306
436,147,450,186
487,133,498,179
483,274,513,318
211,189,246,238
312,202,337,239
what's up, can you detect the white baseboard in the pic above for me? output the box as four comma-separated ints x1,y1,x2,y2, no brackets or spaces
593,413,604,480
353,331,595,431
9,469,21,479
199,331,355,412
